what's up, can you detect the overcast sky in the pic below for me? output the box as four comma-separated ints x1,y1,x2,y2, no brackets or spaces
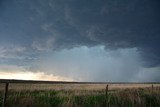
0,0,160,82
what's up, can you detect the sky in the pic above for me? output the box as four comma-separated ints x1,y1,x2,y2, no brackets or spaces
0,0,160,82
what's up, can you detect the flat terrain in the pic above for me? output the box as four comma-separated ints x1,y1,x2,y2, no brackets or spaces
0,83,160,91
0,80,160,107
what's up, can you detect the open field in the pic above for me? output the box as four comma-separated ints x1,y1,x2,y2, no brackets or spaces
0,80,160,107
1,83,160,91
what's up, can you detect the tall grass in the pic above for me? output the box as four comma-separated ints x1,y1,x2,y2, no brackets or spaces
0,84,160,107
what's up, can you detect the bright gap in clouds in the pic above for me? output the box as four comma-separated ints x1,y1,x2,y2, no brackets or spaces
0,65,73,81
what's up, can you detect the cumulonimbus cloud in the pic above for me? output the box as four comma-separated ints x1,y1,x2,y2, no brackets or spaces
0,0,159,67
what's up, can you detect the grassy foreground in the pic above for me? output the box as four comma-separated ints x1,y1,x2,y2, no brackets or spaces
0,84,160,107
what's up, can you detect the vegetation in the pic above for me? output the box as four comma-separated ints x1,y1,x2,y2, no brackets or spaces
0,84,160,107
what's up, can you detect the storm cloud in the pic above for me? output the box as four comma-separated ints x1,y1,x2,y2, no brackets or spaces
0,0,160,81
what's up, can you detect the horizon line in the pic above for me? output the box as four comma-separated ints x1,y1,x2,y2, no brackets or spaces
0,79,160,84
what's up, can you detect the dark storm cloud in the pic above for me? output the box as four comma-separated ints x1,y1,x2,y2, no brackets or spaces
0,0,160,67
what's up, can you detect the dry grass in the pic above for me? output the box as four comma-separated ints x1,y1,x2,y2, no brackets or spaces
0,83,159,91
0,83,160,107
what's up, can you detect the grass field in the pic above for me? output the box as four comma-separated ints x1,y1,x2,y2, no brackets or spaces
0,82,160,107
